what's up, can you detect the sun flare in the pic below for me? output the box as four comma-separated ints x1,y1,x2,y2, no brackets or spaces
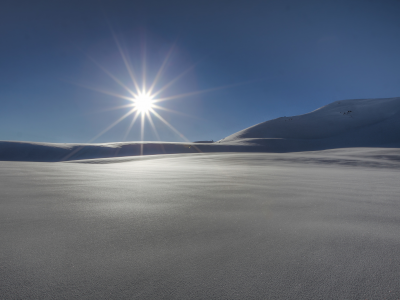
134,92,154,114
83,32,242,146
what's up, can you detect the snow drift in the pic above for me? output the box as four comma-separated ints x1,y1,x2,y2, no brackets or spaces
1,97,399,161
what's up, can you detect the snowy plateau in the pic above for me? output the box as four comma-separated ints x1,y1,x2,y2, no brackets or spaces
1,97,400,299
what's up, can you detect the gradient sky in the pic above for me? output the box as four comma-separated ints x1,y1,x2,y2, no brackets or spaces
1,0,400,143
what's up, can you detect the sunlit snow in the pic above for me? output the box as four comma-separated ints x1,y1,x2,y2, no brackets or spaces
1,97,400,298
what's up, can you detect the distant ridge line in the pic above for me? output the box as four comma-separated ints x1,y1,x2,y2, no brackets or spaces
1,97,400,162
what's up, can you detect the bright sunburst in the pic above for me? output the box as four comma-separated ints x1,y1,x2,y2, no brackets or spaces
80,42,194,145
133,92,154,114
78,30,253,147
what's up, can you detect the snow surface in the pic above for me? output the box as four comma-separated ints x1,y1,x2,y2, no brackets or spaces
1,97,400,298
1,149,400,299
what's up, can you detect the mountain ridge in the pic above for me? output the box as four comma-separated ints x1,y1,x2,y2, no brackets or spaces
1,97,399,161
220,97,400,142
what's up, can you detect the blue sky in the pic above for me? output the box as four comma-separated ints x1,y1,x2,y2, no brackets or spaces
1,0,400,143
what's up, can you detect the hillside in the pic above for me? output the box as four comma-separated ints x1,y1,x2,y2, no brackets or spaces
0,97,399,161
220,97,400,147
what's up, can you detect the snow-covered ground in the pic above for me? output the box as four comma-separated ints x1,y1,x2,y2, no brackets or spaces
1,148,400,299
1,97,400,298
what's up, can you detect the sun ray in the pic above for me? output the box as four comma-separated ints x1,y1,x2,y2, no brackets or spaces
147,43,175,95
63,80,136,102
87,89,135,102
78,31,264,152
86,104,135,116
153,78,266,103
140,111,145,155
110,30,141,93
150,109,202,153
152,88,221,103
61,145,86,162
141,33,147,93
146,111,166,154
123,110,141,141
88,56,138,98
146,111,161,141
150,109,191,143
89,108,137,143
152,104,204,121
151,63,198,98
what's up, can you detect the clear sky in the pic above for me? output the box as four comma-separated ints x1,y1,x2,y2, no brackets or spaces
1,0,400,143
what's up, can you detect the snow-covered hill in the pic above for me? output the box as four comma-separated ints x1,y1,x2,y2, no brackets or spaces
0,97,399,161
220,97,400,145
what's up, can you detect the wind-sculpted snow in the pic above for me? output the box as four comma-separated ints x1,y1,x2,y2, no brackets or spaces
67,148,400,169
1,150,400,299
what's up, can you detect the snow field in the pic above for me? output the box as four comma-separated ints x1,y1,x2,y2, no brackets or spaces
1,150,400,299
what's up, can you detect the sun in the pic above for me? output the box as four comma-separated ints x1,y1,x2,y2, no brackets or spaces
134,92,154,114
82,32,241,145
